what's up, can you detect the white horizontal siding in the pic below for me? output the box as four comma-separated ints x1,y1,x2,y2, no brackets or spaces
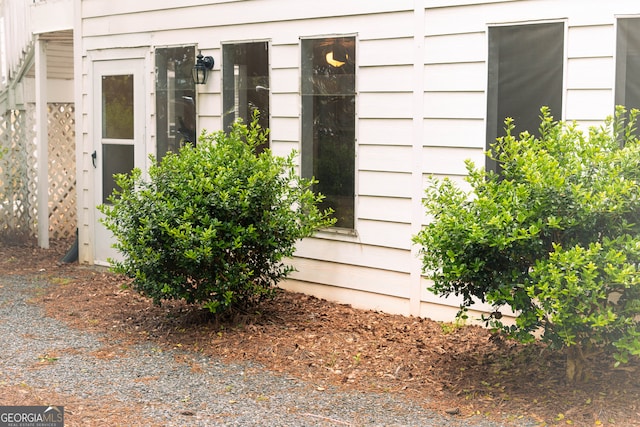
565,89,613,122
358,118,413,146
289,258,411,299
357,219,413,250
359,145,413,173
271,93,299,117
83,2,415,40
359,65,414,93
359,196,412,223
424,62,486,92
359,171,413,198
76,0,640,322
359,37,413,67
295,237,412,273
281,279,411,316
424,32,486,64
270,44,299,69
424,118,485,148
424,91,485,119
271,68,298,94
269,117,299,140
359,92,413,119
269,141,298,158
566,57,613,90
422,146,485,176
567,24,614,58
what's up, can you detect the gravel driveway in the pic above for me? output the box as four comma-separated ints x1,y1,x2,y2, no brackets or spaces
0,274,538,427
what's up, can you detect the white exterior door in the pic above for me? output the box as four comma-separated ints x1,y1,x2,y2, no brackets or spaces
93,58,146,264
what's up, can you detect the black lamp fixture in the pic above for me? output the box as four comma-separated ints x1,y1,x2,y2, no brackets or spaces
192,52,214,85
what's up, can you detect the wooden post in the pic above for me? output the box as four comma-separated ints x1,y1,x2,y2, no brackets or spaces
36,36,49,249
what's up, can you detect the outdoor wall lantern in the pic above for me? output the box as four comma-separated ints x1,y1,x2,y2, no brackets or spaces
192,52,215,85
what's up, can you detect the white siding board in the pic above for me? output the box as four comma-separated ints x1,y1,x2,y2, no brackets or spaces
83,1,413,36
424,62,486,92
424,118,485,148
295,238,412,273
196,92,222,118
359,38,414,67
359,145,413,173
358,118,413,146
359,171,412,198
565,89,613,122
359,92,413,119
357,219,412,250
271,44,299,69
281,279,411,316
358,196,412,224
424,32,486,64
424,91,485,119
271,68,299,94
270,117,300,140
566,57,613,90
422,146,485,176
289,258,411,299
82,0,240,18
567,24,614,58
270,141,299,158
425,1,569,35
359,65,414,93
198,116,222,133
271,93,299,118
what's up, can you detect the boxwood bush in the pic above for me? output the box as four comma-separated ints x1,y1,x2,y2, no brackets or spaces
100,116,334,314
414,107,640,381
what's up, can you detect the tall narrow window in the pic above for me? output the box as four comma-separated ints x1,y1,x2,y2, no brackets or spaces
301,37,356,229
486,23,564,171
102,74,134,204
223,41,270,153
155,46,196,160
616,18,640,116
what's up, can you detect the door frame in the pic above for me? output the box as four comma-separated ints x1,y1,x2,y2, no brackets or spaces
90,51,150,265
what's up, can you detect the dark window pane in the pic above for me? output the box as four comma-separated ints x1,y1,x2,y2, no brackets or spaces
301,37,356,229
102,75,134,139
486,23,564,171
616,18,640,140
102,144,134,204
156,46,196,160
222,41,270,153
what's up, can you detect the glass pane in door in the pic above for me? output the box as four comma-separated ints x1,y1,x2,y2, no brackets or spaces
102,144,134,204
101,74,135,203
102,75,134,139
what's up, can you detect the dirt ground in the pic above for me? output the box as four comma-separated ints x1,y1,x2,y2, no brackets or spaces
1,239,639,426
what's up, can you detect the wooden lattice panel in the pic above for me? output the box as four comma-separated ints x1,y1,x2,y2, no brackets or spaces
0,103,77,243
48,103,76,240
0,109,33,242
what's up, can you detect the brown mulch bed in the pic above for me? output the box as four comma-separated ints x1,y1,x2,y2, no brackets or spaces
2,239,639,426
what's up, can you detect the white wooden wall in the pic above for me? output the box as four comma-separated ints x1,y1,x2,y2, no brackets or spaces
76,0,640,322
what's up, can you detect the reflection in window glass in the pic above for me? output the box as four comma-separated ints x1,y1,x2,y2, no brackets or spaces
102,75,134,139
486,23,564,172
301,37,356,229
222,41,270,153
616,18,640,138
102,144,134,204
156,46,196,160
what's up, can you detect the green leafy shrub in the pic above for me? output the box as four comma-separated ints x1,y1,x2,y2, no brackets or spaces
100,116,334,314
413,107,640,380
